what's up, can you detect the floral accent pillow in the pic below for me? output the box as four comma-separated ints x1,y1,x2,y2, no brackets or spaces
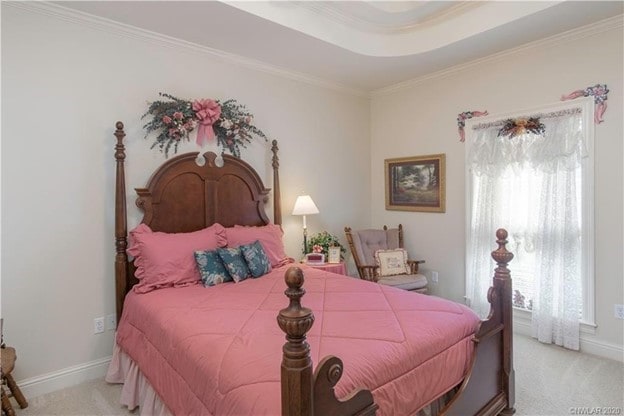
374,248,410,277
240,240,272,278
217,247,251,283
194,250,233,287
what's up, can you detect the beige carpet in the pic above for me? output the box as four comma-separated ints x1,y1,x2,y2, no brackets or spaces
12,334,624,416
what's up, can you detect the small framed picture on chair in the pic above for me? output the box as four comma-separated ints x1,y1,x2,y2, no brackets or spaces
328,246,341,264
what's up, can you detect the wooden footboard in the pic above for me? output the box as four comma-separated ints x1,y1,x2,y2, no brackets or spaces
278,229,515,416
440,229,515,416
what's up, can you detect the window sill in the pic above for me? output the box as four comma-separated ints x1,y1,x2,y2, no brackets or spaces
512,307,597,334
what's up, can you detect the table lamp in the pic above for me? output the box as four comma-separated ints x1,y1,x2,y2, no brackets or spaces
292,195,319,253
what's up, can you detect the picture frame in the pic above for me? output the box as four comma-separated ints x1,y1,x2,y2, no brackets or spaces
385,154,446,212
327,246,341,264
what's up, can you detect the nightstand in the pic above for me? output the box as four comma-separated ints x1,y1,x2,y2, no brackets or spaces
304,261,347,276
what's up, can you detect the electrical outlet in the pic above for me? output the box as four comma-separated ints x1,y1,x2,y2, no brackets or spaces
106,314,117,331
615,304,624,320
94,317,105,334
431,271,439,283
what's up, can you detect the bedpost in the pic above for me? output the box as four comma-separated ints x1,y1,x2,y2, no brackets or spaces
271,140,282,225
441,228,515,416
114,121,129,324
491,229,515,415
277,267,314,416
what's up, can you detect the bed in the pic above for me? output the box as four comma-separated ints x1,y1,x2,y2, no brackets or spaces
109,121,516,415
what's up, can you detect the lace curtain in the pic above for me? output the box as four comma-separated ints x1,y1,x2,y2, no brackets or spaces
466,109,586,350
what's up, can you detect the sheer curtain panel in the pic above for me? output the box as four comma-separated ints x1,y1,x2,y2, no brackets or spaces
466,105,589,350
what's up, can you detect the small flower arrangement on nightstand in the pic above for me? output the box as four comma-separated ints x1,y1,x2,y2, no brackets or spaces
305,231,346,259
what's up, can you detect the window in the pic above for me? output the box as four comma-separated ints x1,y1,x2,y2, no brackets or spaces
465,98,594,350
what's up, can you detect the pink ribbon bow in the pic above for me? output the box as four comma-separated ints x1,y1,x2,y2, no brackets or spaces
192,99,221,146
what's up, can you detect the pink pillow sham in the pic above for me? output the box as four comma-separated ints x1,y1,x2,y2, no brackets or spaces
227,224,293,267
128,223,227,294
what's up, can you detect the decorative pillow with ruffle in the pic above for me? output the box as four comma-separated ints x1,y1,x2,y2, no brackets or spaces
127,223,227,293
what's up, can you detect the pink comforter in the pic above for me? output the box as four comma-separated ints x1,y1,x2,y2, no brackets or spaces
115,265,479,415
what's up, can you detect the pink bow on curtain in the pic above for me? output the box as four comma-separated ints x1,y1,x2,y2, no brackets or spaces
192,99,222,146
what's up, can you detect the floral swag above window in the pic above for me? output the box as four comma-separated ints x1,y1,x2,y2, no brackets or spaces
142,93,267,158
498,117,545,139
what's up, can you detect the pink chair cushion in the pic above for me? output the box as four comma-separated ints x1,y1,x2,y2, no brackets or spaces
128,223,227,294
227,224,293,267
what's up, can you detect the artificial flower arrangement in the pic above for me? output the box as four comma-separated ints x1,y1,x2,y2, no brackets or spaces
142,93,267,157
498,117,545,139
306,231,346,258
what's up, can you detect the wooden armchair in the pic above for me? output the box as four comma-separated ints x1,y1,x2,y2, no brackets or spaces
1,319,28,416
344,224,428,294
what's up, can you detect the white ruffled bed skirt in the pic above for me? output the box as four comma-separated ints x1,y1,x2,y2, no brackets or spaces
105,344,173,416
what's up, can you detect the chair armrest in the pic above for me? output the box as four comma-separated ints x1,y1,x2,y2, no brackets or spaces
407,260,425,274
357,265,379,282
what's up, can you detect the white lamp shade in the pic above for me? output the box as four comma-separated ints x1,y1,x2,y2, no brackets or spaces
292,195,319,216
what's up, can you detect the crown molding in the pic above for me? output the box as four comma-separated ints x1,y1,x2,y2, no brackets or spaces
297,2,478,35
372,13,624,97
4,1,367,98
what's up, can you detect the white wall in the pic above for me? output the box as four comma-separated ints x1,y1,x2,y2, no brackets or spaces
371,24,623,355
1,4,371,385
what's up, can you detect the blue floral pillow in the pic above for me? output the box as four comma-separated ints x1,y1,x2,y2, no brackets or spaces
194,250,232,287
240,240,272,278
217,247,251,283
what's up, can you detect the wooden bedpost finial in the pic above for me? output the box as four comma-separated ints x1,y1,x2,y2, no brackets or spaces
114,121,126,161
278,267,314,340
277,267,314,416
271,140,279,169
491,228,514,276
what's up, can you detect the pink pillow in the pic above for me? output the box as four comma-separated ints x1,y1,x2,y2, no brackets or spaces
227,224,292,267
128,223,227,294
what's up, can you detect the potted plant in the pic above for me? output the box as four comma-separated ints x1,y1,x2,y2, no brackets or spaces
305,231,346,259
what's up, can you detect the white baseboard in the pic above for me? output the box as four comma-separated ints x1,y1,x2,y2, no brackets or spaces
17,356,112,399
513,317,623,362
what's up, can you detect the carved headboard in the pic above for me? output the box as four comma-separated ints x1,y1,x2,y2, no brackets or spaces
113,121,281,320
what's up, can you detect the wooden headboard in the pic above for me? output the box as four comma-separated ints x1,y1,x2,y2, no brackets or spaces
113,121,281,320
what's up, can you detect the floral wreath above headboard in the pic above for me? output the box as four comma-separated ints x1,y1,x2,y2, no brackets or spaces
142,93,267,158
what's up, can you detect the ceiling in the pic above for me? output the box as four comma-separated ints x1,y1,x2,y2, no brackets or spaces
56,1,623,92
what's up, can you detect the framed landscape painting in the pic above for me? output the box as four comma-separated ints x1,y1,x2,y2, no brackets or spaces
385,154,446,212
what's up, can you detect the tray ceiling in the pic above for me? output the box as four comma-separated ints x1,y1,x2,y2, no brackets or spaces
55,1,623,92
